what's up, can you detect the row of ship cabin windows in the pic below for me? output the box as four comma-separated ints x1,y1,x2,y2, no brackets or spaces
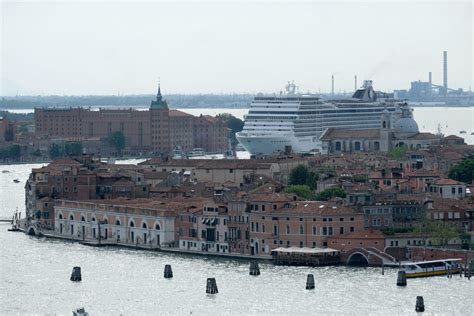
57,213,161,230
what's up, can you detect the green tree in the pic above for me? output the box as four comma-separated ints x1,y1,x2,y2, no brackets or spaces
220,113,244,146
49,143,63,159
414,219,459,246
108,131,126,155
64,142,83,156
389,146,408,159
283,185,315,200
448,156,474,184
315,187,347,201
8,145,21,159
289,165,310,185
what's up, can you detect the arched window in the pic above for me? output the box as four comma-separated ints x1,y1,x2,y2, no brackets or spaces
92,217,96,222
69,214,74,221
130,221,135,227
155,224,161,230
142,222,147,229
312,226,317,235
103,218,108,224
299,225,304,235
382,121,386,128
115,219,121,226
58,213,63,219
81,216,85,222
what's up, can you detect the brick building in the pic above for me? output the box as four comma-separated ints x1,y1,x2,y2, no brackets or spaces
34,84,228,155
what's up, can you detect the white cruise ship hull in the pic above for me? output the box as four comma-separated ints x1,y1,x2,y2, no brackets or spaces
236,132,321,155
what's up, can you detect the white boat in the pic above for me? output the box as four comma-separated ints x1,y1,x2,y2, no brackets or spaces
13,179,20,183
236,80,416,155
401,258,462,278
172,145,185,159
187,148,206,158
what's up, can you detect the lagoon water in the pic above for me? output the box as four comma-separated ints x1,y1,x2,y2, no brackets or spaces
1,163,474,315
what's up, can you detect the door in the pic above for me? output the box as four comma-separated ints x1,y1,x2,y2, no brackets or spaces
60,223,63,234
105,228,108,240
82,226,85,240
144,233,147,244
157,234,160,246
131,231,135,243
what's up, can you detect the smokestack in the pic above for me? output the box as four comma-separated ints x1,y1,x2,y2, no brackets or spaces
354,75,357,91
331,75,334,97
443,51,448,95
429,72,432,85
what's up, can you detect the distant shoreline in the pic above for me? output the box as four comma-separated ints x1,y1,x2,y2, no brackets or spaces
1,104,474,111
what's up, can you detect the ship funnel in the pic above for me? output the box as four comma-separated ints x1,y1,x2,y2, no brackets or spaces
363,80,373,89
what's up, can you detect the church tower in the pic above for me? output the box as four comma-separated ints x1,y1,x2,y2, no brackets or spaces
150,83,170,156
379,108,391,152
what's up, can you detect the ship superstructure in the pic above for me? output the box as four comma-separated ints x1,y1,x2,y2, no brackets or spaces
236,80,414,155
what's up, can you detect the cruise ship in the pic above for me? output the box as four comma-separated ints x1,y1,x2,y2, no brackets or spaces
236,80,413,155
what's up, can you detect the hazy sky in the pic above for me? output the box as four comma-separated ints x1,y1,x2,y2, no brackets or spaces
1,0,472,95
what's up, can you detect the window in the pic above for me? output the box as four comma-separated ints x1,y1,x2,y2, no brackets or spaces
256,223,259,232
312,226,316,235
229,169,233,173
115,219,121,225
350,226,354,232
458,187,462,194
262,224,265,233
452,187,456,194
142,222,147,229
155,224,160,230
286,224,290,234
130,221,134,227
299,225,304,235
340,227,344,234
273,225,278,236
69,214,74,221
262,205,265,212
299,241,303,248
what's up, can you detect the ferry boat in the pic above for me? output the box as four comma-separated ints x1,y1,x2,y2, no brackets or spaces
187,148,206,158
401,258,462,278
236,80,415,155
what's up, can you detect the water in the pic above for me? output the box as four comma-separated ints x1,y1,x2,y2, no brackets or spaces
4,106,474,144
1,164,473,315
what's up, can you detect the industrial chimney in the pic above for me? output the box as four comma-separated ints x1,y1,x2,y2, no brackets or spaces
428,72,432,85
354,75,357,91
443,51,448,95
331,75,334,97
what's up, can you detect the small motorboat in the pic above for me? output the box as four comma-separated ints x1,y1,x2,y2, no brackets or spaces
13,179,20,183
2,170,10,173
459,130,466,134
73,308,89,316
187,148,205,158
